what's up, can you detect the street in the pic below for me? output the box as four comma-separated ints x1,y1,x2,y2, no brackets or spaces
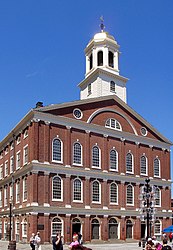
0,240,142,250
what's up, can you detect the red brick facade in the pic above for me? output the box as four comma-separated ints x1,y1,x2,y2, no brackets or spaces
0,96,172,244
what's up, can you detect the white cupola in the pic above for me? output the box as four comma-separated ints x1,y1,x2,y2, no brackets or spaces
78,22,128,103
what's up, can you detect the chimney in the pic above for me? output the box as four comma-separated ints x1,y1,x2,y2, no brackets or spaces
35,101,43,108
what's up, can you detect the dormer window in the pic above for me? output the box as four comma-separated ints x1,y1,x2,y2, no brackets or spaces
97,51,103,66
109,51,114,68
105,118,122,131
110,81,116,93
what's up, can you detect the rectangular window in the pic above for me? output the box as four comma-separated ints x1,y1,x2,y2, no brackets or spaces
5,161,8,177
0,165,3,179
4,187,8,206
23,178,27,201
23,145,28,165
10,156,14,173
0,190,2,207
16,151,21,169
16,182,20,203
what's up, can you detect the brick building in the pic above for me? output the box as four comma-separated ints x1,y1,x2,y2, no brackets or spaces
0,27,172,244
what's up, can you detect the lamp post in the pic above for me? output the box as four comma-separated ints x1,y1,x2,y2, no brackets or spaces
139,178,157,240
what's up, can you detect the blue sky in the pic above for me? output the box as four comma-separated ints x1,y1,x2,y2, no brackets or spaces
0,0,173,181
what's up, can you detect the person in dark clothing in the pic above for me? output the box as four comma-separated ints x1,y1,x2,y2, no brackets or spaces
52,233,63,250
162,238,171,250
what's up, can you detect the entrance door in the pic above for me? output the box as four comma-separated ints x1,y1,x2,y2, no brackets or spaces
91,219,99,239
141,223,146,239
126,219,133,239
72,218,81,236
109,218,118,239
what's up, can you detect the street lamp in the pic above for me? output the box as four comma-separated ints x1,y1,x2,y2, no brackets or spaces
139,178,157,239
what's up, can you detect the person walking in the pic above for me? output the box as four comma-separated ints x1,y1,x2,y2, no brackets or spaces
35,232,41,250
30,233,35,250
52,233,63,250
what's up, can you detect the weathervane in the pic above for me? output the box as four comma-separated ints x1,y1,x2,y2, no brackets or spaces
100,16,105,32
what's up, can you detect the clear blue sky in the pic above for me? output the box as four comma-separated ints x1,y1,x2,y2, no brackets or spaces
0,1,173,182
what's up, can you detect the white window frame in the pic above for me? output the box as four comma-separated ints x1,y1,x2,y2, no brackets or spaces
73,142,83,166
92,180,101,204
16,151,21,170
73,178,83,203
4,160,8,177
155,187,161,207
10,156,14,173
154,157,160,178
0,190,2,207
52,176,63,201
0,164,3,179
4,187,8,206
16,182,20,203
23,129,28,139
23,145,28,166
23,177,27,202
22,218,27,237
110,182,118,205
52,138,63,163
126,184,134,206
92,145,101,169
126,152,134,174
109,148,118,171
140,154,148,176
51,217,64,237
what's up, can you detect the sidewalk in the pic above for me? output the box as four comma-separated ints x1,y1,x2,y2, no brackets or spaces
0,240,141,250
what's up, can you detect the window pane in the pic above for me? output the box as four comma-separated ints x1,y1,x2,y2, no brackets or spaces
53,139,62,162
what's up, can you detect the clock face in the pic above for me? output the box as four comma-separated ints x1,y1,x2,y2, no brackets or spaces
73,108,83,119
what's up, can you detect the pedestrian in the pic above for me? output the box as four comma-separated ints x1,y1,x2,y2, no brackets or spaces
169,232,172,242
52,233,63,250
35,232,41,250
162,238,171,250
68,235,79,249
145,238,155,250
77,232,82,244
30,233,35,250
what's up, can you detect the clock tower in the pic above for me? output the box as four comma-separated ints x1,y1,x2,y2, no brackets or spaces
78,24,128,103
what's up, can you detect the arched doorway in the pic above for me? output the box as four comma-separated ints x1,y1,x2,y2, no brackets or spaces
126,219,133,239
108,218,118,239
72,218,81,236
91,218,100,239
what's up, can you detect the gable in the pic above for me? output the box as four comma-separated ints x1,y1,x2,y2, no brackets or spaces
35,95,172,145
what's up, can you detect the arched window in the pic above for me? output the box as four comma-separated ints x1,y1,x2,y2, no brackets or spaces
110,149,118,171
105,118,122,131
155,187,161,207
140,155,147,175
22,218,27,238
154,220,162,236
52,176,62,201
92,146,100,168
73,142,82,165
126,184,134,205
126,152,133,173
51,217,63,236
154,157,160,177
89,53,93,70
109,51,114,68
52,138,62,162
110,183,118,204
92,180,100,203
97,51,103,66
110,81,116,93
73,178,82,202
